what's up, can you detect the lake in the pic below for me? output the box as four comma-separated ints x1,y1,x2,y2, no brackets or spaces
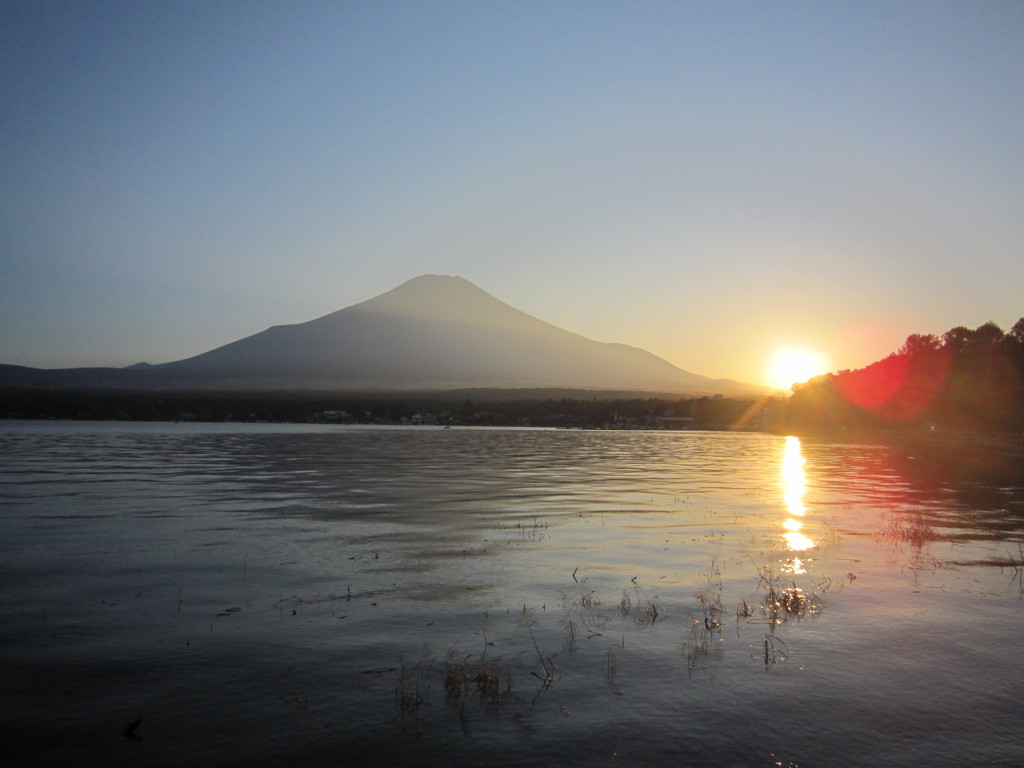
1,422,1022,767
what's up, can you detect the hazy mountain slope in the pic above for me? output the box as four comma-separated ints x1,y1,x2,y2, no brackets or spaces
149,275,753,393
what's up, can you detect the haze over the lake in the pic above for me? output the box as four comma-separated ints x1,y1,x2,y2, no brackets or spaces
2,1,1022,387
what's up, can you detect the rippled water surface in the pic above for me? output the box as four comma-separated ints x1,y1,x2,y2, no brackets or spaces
1,422,1022,767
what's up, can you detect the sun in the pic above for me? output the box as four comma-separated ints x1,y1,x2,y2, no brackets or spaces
768,348,830,392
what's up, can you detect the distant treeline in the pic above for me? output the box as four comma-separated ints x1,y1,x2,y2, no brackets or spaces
777,318,1024,433
7,318,1022,436
0,386,771,430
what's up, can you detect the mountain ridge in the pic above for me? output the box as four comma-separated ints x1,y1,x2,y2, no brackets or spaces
0,275,765,395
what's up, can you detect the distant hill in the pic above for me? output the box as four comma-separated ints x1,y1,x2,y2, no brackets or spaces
0,275,764,396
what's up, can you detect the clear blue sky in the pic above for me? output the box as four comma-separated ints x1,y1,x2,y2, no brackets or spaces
3,0,1022,387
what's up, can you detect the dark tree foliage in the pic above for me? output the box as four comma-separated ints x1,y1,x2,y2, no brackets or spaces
0,387,770,431
779,318,1024,433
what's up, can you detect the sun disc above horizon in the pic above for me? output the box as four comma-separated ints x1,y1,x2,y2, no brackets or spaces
767,348,831,392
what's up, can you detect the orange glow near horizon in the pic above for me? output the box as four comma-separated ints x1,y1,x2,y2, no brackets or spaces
767,348,830,392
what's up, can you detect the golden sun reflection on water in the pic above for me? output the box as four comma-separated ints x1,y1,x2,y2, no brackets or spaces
781,436,815,570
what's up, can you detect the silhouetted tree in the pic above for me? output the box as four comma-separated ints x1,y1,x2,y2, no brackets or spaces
782,317,1024,433
899,333,943,357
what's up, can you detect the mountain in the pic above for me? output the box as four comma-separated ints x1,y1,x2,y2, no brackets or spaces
0,275,763,395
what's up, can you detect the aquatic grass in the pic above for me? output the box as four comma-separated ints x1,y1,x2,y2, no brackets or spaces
941,541,1024,595
736,598,754,619
879,511,932,549
557,587,601,612
748,558,827,625
605,648,623,695
443,650,513,703
558,590,609,635
395,655,429,715
683,557,727,677
516,606,556,687
762,634,788,669
1014,542,1024,593
902,550,952,573
619,590,632,615
819,518,842,546
635,600,660,626
563,620,578,652
762,580,825,624
682,611,714,676
695,559,725,629
495,515,549,542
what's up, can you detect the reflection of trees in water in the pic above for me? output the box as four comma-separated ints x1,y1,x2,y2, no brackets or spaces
882,444,1024,545
875,504,1024,595
816,436,1024,580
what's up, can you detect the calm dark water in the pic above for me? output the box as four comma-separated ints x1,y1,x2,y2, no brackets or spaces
1,422,1022,767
